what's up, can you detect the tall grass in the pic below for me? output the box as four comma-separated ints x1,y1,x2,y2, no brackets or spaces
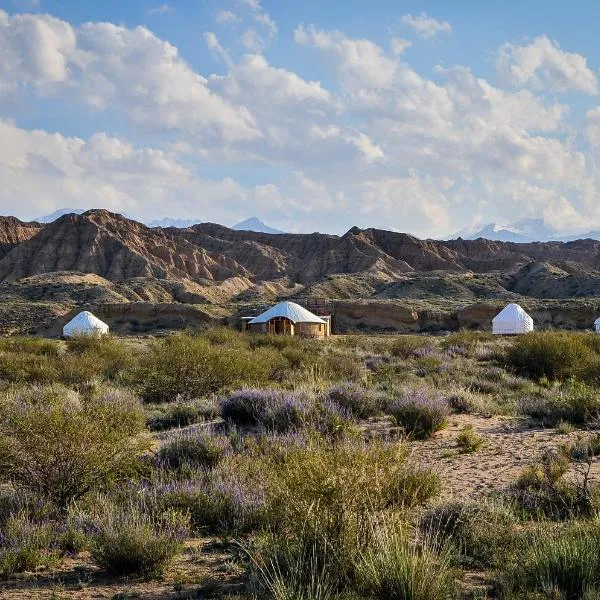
355,517,456,600
502,524,600,599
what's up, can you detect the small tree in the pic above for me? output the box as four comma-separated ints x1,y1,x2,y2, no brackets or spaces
0,387,151,508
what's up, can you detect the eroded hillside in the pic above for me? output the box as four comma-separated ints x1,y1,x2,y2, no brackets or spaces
1,209,599,334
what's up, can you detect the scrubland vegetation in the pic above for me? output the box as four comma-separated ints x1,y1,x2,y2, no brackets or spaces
1,329,600,598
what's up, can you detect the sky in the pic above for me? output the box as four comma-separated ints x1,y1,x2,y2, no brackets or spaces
2,1,600,236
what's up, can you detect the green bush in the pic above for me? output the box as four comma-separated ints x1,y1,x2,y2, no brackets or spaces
131,333,276,402
247,530,339,600
456,425,484,454
504,331,598,381
90,502,188,579
390,336,433,359
0,387,151,507
519,381,600,426
510,451,596,518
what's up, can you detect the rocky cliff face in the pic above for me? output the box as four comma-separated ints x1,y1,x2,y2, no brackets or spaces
0,217,43,260
0,211,249,283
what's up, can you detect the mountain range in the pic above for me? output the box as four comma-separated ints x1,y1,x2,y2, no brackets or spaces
458,218,600,243
35,209,283,234
1,209,600,335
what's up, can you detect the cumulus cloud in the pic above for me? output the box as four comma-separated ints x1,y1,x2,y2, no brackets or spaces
0,11,259,141
0,119,272,224
401,13,452,39
3,9,600,235
294,25,398,89
497,35,598,94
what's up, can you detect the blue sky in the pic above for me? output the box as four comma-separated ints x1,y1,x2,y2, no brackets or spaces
2,0,600,236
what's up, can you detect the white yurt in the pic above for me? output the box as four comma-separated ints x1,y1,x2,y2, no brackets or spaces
63,311,109,338
492,303,534,335
595,317,600,333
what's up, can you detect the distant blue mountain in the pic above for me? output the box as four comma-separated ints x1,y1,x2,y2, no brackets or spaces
233,217,283,234
35,208,86,223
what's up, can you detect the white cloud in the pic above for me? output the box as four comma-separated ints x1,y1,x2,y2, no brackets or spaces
390,37,412,56
204,32,232,67
239,0,261,10
295,25,398,89
0,119,270,224
241,28,265,52
0,11,260,141
216,10,239,25
585,106,600,146
497,35,598,94
401,13,452,39
3,10,600,236
148,4,173,16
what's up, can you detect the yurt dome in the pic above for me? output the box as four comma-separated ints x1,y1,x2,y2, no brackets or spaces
245,301,330,337
492,303,534,335
63,311,109,338
249,301,326,325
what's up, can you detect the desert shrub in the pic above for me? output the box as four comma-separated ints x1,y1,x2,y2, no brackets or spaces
390,336,433,359
157,431,230,470
420,501,517,568
355,518,456,600
265,437,437,555
151,468,268,534
0,387,151,507
221,388,311,432
456,425,484,454
502,523,600,599
439,331,492,354
504,331,598,381
132,334,276,402
0,353,59,384
62,335,133,382
510,451,596,518
326,383,387,419
89,502,188,578
388,390,449,440
0,512,61,575
445,389,480,414
519,381,600,426
385,467,442,508
146,398,219,431
0,337,59,356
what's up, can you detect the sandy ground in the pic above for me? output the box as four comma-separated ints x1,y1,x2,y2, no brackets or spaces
415,414,599,499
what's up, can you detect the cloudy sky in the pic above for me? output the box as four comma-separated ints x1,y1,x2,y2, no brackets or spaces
2,0,600,237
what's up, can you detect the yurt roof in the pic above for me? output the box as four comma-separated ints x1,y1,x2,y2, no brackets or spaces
492,303,533,323
64,311,109,330
249,301,326,325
